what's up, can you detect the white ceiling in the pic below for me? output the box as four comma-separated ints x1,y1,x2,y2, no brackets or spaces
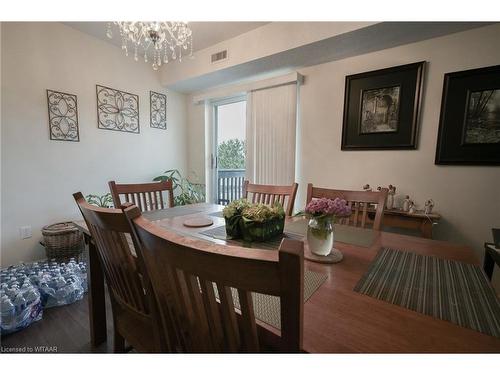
168,22,494,93
63,22,268,52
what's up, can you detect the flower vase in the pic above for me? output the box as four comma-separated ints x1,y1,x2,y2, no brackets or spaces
307,217,334,256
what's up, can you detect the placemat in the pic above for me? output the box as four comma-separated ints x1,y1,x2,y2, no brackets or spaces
143,206,204,221
354,248,500,338
213,269,327,330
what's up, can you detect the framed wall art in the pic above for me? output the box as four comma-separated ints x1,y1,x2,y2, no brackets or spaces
47,89,79,142
150,91,167,130
96,84,139,133
435,65,500,165
341,61,425,150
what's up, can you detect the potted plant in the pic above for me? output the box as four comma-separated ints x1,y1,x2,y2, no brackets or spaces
153,169,205,206
222,198,251,239
222,199,286,242
85,193,114,208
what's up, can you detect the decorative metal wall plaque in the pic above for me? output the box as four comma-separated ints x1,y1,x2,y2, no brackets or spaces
96,85,139,133
150,91,167,130
47,90,79,141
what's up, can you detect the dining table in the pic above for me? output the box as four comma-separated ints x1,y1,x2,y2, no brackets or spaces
73,202,500,353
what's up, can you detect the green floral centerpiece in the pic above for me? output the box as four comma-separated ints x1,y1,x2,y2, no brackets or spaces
222,199,285,242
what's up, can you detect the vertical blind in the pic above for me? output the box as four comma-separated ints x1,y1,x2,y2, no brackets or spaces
245,83,297,185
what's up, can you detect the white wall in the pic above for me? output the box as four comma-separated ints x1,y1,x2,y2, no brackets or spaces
186,24,500,262
1,22,188,266
296,24,500,262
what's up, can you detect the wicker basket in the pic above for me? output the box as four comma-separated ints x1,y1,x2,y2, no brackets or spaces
41,222,84,261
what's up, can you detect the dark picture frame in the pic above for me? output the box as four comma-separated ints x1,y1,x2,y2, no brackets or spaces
435,65,500,165
96,84,140,134
150,91,167,130
47,89,80,142
341,61,425,150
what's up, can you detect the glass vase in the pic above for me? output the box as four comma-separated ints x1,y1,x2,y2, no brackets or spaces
306,216,334,256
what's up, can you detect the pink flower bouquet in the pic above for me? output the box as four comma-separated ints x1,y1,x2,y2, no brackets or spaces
304,197,352,219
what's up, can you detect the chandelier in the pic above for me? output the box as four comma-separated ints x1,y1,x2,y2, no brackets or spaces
106,22,193,70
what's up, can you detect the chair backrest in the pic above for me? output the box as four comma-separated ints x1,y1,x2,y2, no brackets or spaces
109,180,174,212
242,180,298,216
306,184,388,230
73,192,155,319
126,207,304,353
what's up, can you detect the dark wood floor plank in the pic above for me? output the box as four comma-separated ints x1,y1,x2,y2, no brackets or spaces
0,291,113,353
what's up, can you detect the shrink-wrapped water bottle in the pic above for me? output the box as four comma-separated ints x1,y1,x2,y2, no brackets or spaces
1,258,88,334
0,295,16,333
13,293,27,313
24,285,39,302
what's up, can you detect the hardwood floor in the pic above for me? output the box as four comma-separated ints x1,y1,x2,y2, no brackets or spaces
1,292,114,353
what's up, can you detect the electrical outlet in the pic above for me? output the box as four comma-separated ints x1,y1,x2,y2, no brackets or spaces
19,226,32,239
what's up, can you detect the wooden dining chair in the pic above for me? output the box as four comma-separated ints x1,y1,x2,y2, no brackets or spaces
108,180,174,212
125,205,304,353
242,180,298,216
73,192,165,353
306,183,388,230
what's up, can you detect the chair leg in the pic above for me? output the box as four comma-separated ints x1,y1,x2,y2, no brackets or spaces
113,329,126,353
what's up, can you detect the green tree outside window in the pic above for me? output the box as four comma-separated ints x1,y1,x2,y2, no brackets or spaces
217,139,245,169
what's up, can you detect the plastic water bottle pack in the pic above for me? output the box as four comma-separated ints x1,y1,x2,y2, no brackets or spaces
0,258,88,335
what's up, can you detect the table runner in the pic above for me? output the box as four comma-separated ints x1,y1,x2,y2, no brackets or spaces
201,220,376,248
200,225,303,250
214,269,327,330
209,211,224,218
354,248,500,338
286,219,376,248
143,206,204,221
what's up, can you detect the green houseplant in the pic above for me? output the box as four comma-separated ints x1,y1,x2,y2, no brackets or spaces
85,193,114,208
153,169,205,206
222,199,285,242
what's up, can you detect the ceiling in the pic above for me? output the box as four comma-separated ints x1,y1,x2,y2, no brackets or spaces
63,22,268,52
168,22,494,93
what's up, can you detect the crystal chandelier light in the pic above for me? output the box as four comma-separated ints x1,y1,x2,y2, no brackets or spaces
106,22,193,70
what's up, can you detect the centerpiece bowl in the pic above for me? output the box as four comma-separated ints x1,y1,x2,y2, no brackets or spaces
222,199,285,242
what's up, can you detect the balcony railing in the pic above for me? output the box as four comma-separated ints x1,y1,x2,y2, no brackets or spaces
217,169,245,205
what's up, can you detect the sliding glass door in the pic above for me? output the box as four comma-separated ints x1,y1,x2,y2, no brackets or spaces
213,99,246,205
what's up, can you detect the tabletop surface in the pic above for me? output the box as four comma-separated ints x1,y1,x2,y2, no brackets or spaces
74,203,500,353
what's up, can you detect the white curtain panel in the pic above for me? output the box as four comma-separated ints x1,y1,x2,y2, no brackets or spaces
246,83,297,185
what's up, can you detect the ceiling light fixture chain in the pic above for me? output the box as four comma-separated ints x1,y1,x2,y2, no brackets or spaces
106,21,193,70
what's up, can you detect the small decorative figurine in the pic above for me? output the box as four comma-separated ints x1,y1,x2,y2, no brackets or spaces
362,184,372,192
386,185,396,210
424,199,435,214
378,185,396,210
402,195,411,212
408,200,415,214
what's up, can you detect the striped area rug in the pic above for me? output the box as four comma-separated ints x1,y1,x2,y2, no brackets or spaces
354,248,500,338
